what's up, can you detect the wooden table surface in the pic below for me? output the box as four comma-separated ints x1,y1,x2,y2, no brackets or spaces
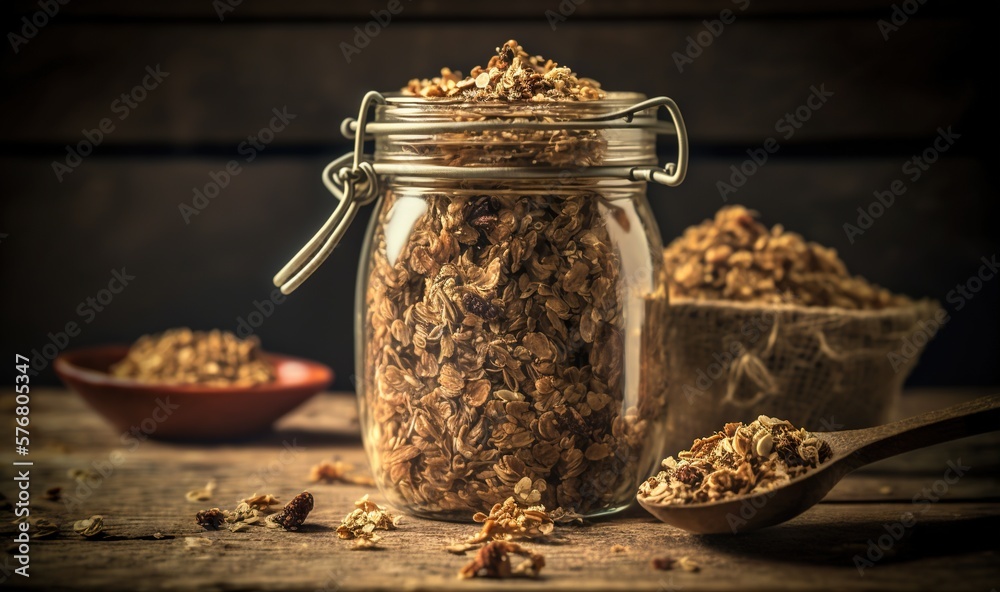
1,388,998,591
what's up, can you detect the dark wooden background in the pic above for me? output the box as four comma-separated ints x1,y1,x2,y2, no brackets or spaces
1,0,997,391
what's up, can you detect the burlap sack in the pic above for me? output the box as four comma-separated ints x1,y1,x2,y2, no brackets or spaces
662,298,942,455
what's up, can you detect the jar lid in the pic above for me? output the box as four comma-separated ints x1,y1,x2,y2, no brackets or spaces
273,90,688,294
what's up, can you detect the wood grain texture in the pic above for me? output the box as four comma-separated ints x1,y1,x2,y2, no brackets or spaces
3,0,980,20
0,19,988,146
0,388,997,591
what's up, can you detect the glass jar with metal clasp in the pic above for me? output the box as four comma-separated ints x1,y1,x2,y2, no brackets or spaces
274,90,689,520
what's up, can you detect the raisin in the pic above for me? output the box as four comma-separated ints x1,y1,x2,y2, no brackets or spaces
271,491,314,530
195,508,225,530
673,465,704,487
467,196,500,230
463,292,501,320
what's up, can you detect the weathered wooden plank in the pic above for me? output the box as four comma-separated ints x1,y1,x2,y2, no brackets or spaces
0,388,997,591
7,501,1000,591
0,19,985,146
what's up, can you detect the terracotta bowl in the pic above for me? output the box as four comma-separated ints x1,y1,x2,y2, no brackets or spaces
54,345,333,442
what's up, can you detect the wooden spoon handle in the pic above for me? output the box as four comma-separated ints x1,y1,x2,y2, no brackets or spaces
836,393,1000,467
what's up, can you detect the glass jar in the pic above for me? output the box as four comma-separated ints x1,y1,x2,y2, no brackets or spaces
275,91,688,520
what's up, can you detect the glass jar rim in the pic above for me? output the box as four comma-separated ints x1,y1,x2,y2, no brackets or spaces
379,90,649,108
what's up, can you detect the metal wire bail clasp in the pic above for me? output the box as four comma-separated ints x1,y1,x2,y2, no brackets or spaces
274,91,690,294
623,96,688,187
273,91,384,294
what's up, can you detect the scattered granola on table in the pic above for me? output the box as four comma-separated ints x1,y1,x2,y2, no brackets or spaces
458,541,546,579
195,492,282,533
663,205,912,309
226,492,282,527
186,480,216,502
242,493,281,512
109,327,276,386
651,556,701,572
195,508,225,530
308,459,376,486
472,495,555,541
336,495,400,549
73,515,104,538
266,491,314,530
638,415,832,505
678,556,701,572
445,495,557,554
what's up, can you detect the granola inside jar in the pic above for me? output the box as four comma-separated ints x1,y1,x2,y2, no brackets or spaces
355,93,674,519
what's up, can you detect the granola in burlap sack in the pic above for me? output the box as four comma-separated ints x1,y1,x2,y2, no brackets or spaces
660,206,941,453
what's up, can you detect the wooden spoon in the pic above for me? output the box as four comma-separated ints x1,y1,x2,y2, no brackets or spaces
637,394,1000,534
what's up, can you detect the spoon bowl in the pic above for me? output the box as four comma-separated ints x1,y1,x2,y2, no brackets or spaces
638,394,1000,534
